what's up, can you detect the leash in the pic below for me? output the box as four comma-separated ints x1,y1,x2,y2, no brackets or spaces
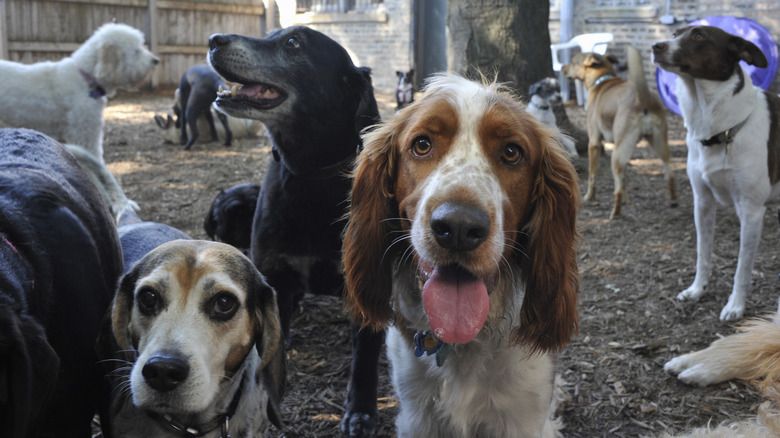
591,73,615,88
78,68,106,99
146,372,247,437
700,117,749,147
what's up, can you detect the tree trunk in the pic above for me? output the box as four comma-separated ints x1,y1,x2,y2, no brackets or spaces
446,0,552,95
446,0,587,157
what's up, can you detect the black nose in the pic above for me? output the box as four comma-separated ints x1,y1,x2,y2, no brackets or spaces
152,57,160,65
142,355,190,392
652,42,667,54
209,33,230,51
430,202,490,252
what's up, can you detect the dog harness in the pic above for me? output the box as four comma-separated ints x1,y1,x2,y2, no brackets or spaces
592,73,615,87
146,373,247,437
78,68,106,99
700,117,749,147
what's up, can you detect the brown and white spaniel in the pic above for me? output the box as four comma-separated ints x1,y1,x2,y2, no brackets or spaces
343,74,580,437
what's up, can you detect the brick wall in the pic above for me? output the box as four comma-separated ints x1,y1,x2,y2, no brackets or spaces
279,0,412,97
550,0,780,94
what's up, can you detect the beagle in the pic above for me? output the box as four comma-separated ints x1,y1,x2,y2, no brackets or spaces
98,240,285,437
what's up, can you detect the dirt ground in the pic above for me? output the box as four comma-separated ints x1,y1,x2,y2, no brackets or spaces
102,89,779,438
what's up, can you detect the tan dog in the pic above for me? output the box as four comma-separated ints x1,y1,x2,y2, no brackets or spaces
97,240,284,438
563,47,677,217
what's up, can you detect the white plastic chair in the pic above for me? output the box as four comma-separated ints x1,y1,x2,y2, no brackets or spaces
551,32,614,106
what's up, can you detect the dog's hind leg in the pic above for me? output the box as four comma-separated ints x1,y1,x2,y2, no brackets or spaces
204,106,219,142
647,122,678,207
609,134,639,218
216,110,232,146
721,204,767,321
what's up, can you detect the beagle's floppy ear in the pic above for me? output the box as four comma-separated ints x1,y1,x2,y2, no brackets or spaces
245,262,285,428
107,267,140,354
513,135,580,353
342,120,399,331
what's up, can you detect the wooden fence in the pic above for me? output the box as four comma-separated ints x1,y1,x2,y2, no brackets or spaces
0,0,267,88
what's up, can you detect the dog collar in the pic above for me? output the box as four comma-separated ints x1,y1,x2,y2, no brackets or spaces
414,330,452,367
529,101,550,111
700,117,749,147
592,73,615,87
146,372,247,437
78,68,106,99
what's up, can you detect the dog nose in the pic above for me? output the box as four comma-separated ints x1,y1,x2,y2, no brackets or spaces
209,33,230,50
142,355,190,392
152,57,160,65
652,42,667,54
430,202,490,252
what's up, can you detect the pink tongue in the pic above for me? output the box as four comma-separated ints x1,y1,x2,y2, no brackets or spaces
236,84,279,100
422,265,489,344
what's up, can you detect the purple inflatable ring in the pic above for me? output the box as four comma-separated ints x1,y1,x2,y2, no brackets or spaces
655,16,779,115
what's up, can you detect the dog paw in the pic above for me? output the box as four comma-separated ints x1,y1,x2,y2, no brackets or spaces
665,356,727,387
719,300,745,322
677,287,704,302
340,411,378,437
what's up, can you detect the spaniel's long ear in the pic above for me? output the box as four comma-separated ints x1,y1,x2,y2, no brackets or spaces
342,125,398,331
513,138,580,353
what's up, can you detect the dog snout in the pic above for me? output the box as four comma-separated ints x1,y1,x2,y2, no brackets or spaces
209,33,231,50
430,202,490,252
152,57,160,65
652,41,668,55
142,354,190,392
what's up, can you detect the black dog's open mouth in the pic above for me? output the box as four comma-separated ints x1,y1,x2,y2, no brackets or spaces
216,80,287,110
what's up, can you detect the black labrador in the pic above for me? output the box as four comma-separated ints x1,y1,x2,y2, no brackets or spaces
0,128,123,437
208,26,383,437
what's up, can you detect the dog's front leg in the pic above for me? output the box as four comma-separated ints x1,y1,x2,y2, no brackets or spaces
679,181,717,302
720,204,766,321
341,324,385,437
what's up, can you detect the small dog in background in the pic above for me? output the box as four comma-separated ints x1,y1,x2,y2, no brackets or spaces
395,69,415,111
563,46,677,218
527,77,579,158
173,64,235,150
204,182,260,253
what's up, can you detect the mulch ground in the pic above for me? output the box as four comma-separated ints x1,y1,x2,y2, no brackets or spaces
101,88,780,437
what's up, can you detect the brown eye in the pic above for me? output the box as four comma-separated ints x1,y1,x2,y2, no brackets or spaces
501,143,523,165
412,136,433,157
209,292,239,321
286,36,300,48
137,287,160,316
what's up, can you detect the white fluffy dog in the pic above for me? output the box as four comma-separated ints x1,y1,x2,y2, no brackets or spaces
0,23,159,162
